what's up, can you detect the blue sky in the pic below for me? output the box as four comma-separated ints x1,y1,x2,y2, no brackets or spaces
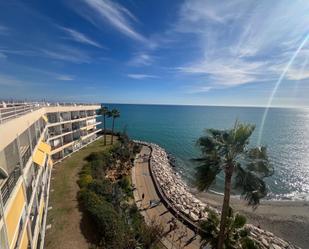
0,0,308,107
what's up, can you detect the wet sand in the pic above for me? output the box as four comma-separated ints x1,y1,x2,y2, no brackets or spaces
193,191,309,249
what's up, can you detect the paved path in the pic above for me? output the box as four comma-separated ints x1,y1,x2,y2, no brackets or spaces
132,145,201,249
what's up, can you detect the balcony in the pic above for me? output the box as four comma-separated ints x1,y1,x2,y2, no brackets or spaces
51,143,62,150
21,146,31,168
1,166,22,206
26,181,33,204
71,115,81,120
48,129,62,137
62,127,72,133
30,208,38,235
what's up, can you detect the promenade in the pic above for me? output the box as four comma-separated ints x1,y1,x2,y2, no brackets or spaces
132,145,201,249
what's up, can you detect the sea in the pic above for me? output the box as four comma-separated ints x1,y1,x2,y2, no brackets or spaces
98,104,309,201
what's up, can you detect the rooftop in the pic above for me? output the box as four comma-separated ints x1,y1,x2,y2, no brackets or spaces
0,101,100,124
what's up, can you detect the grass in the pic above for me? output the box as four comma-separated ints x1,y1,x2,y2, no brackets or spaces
45,136,114,249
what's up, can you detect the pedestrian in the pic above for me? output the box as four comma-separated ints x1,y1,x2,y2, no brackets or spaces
142,193,145,200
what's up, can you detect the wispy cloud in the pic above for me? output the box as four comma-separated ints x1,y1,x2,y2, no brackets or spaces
41,46,91,63
73,0,147,42
0,48,37,57
127,73,158,79
129,53,154,66
176,0,309,92
59,26,103,48
56,75,75,81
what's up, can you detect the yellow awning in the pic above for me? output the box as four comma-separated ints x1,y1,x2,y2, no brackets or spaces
38,141,51,155
33,149,45,167
42,114,48,123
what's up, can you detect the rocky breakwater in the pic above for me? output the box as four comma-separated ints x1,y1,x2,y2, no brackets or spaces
135,141,300,249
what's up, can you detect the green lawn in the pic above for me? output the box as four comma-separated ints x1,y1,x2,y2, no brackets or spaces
45,136,114,249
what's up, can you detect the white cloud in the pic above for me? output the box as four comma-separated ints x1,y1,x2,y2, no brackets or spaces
41,46,91,63
176,0,309,91
59,26,103,48
56,75,75,81
127,74,157,79
129,53,153,66
74,0,147,42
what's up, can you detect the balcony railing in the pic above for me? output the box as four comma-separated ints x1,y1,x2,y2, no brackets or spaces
0,101,100,124
1,166,22,206
26,181,33,204
49,130,62,137
51,143,63,150
31,208,38,234
22,147,31,168
32,137,37,150
0,104,43,124
62,128,72,133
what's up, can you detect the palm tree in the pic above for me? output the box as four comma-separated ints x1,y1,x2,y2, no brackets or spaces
199,207,257,249
98,106,110,145
193,121,273,249
108,109,120,145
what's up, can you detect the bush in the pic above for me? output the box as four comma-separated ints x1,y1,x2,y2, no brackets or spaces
87,179,113,202
85,152,101,162
78,174,93,188
79,190,133,248
137,219,164,249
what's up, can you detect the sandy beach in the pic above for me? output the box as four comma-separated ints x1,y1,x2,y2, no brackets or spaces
193,191,309,249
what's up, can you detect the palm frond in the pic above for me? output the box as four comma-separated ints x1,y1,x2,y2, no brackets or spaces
194,156,222,191
246,147,274,177
235,166,267,206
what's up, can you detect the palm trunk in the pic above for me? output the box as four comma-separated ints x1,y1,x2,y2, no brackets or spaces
103,114,106,145
217,170,233,249
111,118,115,145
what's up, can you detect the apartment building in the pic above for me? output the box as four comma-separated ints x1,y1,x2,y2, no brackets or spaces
0,102,101,249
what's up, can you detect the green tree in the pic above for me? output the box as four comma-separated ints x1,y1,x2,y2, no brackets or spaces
107,109,120,145
194,121,273,249
199,207,258,249
98,106,109,145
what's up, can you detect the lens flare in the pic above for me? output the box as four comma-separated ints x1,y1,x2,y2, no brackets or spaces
257,34,309,146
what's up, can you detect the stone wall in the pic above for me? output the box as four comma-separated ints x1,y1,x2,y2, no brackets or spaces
134,140,300,249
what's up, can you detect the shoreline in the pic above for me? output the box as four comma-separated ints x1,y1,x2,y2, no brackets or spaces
135,140,306,249
194,191,309,249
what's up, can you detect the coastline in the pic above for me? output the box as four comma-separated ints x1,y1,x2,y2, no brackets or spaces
135,140,306,249
194,191,309,249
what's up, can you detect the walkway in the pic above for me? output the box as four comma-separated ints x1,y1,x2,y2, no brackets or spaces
132,145,201,249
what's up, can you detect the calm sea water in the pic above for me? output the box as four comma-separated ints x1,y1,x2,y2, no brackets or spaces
98,104,309,201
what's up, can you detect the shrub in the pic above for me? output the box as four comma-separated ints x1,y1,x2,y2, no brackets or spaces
78,174,93,188
137,219,164,249
85,152,101,162
79,190,132,248
87,179,113,202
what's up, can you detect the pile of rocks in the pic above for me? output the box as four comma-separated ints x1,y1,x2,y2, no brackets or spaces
134,140,300,249
149,142,217,221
